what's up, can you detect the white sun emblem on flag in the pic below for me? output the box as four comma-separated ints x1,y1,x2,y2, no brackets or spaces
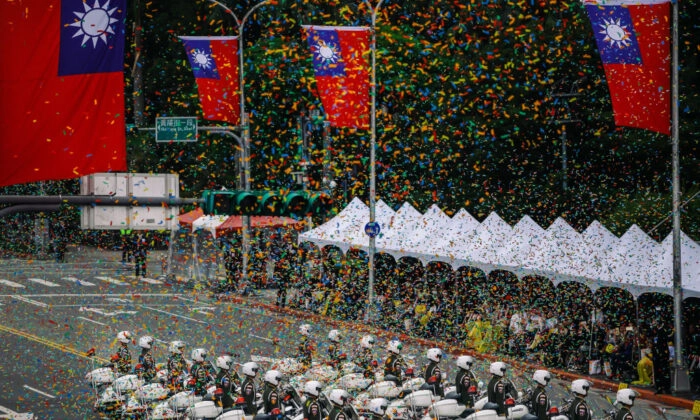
69,0,119,48
598,18,631,49
191,49,214,69
312,40,340,64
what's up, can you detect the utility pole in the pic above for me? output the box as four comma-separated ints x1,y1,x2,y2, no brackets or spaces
548,77,584,192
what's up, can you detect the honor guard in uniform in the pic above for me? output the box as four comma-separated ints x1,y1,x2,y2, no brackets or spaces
190,348,215,396
327,329,346,369
262,370,284,414
486,362,517,416
137,336,156,382
566,379,592,420
328,389,351,420
356,335,376,378
530,370,552,420
303,381,324,420
615,389,638,420
424,348,444,397
241,362,260,415
384,340,407,385
215,354,238,409
167,341,187,392
114,331,133,376
455,356,478,407
297,324,315,370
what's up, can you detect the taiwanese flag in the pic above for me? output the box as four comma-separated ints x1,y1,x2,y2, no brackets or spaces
180,36,240,125
303,26,370,129
0,0,127,187
585,0,671,135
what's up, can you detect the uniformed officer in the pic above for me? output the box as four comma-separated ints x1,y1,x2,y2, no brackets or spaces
114,331,133,376
189,348,215,396
327,329,346,369
566,379,592,420
137,336,156,382
328,389,350,420
530,370,552,420
424,348,444,397
486,362,517,416
297,324,316,370
384,339,407,385
455,355,478,407
215,354,238,409
167,341,187,392
366,398,389,420
356,335,376,378
262,370,284,414
303,381,324,420
615,388,638,420
241,362,260,415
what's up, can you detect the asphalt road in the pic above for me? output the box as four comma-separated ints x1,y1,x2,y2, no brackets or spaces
0,251,696,420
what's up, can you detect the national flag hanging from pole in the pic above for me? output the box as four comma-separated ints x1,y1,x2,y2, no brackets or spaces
584,0,671,135
303,26,371,129
180,36,240,125
0,0,128,187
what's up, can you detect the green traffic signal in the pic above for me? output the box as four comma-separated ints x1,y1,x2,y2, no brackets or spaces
201,189,332,217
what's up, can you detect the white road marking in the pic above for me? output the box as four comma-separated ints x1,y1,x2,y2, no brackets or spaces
251,334,277,343
95,276,128,286
0,404,34,419
62,276,96,286
106,297,131,302
0,279,25,288
140,277,163,285
23,385,56,399
76,316,108,326
141,305,208,324
11,295,48,308
27,278,60,287
79,306,137,317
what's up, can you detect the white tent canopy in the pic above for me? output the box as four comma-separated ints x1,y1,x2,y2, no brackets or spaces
299,197,700,299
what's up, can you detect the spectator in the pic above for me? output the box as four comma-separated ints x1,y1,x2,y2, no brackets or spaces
610,332,634,380
651,320,673,394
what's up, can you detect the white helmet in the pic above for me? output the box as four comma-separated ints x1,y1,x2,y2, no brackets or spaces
427,348,443,363
387,340,403,355
533,370,551,387
304,380,322,397
192,348,207,362
456,355,475,370
328,329,342,343
117,331,132,344
264,370,283,386
490,362,507,377
168,340,185,354
368,398,389,416
329,389,350,407
361,335,375,349
242,361,259,377
299,324,311,336
616,388,638,406
138,335,154,349
571,379,591,397
216,355,233,370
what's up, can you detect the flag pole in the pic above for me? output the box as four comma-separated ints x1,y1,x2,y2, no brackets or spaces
671,0,687,393
208,0,274,287
363,0,385,322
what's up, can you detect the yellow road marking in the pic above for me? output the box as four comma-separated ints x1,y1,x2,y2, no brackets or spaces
0,324,109,364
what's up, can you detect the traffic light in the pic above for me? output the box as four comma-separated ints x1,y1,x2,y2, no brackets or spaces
201,190,332,217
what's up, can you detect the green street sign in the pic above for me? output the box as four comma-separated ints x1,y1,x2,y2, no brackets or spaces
155,117,198,142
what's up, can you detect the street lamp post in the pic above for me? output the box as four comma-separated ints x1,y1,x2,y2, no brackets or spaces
207,0,274,286
362,0,385,322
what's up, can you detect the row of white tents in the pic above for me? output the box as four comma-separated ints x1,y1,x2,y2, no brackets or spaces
299,198,700,299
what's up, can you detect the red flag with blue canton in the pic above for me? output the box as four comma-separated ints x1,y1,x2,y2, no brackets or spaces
303,26,370,129
180,36,240,125
0,0,127,187
585,0,670,135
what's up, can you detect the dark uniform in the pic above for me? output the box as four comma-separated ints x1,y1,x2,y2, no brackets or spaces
355,347,375,378
190,362,215,396
115,345,132,376
424,361,444,397
566,397,591,420
455,368,477,407
138,349,156,382
298,336,315,369
216,369,238,409
486,376,516,415
134,234,148,277
384,354,406,384
328,343,344,369
262,382,281,414
303,396,323,420
615,407,634,420
241,376,258,415
530,386,549,420
328,405,348,420
167,353,187,392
